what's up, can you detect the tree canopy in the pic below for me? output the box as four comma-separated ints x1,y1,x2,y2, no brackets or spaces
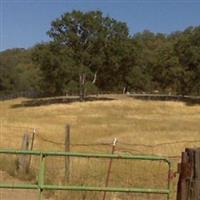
0,10,200,97
0,48,40,95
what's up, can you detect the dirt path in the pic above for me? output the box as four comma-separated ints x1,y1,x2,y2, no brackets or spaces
0,170,53,200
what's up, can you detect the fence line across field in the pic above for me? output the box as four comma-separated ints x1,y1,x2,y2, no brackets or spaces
36,131,200,149
1,123,200,158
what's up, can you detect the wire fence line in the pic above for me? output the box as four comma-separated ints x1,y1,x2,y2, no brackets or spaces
36,132,200,159
1,123,199,161
36,133,200,158
0,123,198,162
0,123,199,152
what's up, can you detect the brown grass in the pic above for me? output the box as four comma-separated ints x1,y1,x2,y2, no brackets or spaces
0,95,200,199
1,95,200,152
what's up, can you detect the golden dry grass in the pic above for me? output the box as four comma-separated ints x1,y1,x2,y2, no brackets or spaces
0,95,200,200
0,95,200,154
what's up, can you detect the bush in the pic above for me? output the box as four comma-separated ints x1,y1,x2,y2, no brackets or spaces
65,80,79,96
85,82,98,95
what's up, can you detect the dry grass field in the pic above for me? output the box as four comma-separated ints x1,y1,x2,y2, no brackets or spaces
0,94,200,200
0,95,200,153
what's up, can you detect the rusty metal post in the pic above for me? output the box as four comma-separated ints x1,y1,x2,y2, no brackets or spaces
102,138,117,200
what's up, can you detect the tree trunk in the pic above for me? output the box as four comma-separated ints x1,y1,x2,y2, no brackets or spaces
92,71,97,84
79,73,86,101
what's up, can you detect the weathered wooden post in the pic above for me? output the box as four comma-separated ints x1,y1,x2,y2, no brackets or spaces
17,133,30,173
64,124,70,183
177,148,200,200
27,128,36,172
193,149,200,200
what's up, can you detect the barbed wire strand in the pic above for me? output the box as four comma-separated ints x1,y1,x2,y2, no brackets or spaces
0,124,198,160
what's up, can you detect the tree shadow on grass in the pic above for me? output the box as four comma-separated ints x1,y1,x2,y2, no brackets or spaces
11,96,115,108
128,94,200,106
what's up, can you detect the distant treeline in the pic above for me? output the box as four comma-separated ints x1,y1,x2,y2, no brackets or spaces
0,10,200,97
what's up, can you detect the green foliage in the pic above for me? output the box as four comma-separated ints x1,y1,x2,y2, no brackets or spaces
85,82,98,95
33,10,131,96
32,43,77,95
0,10,200,97
0,48,41,95
174,26,200,95
126,66,152,92
65,80,79,95
152,42,183,93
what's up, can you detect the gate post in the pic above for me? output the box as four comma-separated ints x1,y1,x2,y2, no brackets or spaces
193,149,200,200
176,148,200,200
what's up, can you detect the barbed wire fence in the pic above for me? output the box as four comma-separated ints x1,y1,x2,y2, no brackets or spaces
1,122,199,165
1,121,199,152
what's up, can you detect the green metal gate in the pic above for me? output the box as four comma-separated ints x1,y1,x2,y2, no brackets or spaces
0,149,172,200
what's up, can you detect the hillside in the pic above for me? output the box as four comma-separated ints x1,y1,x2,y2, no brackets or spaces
0,95,200,199
0,95,200,153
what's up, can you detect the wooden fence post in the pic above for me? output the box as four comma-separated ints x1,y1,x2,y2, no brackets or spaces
27,128,36,172
17,133,30,173
193,149,200,200
177,148,200,200
64,124,70,183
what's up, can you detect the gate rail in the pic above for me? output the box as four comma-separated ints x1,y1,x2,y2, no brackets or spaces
0,149,172,200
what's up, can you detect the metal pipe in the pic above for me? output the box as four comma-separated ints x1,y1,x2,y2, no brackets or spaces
167,162,172,200
38,154,45,200
0,184,170,194
0,184,38,189
40,185,170,194
0,149,171,163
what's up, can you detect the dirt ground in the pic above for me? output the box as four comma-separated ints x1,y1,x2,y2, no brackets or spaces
0,170,53,200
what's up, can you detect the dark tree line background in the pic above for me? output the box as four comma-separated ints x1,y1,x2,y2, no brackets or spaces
0,10,200,97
